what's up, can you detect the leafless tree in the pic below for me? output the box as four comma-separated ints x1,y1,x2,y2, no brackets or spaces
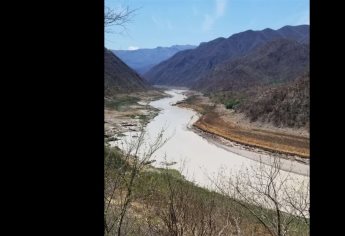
104,6,137,33
283,180,310,227
104,126,168,236
213,157,310,236
145,162,244,236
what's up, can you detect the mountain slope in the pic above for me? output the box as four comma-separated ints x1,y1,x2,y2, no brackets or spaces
113,45,196,74
104,48,149,95
238,73,310,128
194,39,309,92
144,25,309,86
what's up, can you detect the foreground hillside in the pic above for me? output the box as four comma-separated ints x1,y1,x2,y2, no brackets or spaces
105,144,309,236
104,48,149,96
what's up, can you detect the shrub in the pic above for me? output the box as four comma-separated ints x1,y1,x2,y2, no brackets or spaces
225,99,240,109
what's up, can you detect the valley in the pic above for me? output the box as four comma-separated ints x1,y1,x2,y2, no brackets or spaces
140,25,310,159
104,89,309,235
110,89,309,180
104,9,310,233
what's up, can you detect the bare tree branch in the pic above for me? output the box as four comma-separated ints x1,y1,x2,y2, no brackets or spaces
212,157,309,236
104,6,138,34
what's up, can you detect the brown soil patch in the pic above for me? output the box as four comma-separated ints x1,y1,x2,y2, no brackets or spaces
178,92,310,158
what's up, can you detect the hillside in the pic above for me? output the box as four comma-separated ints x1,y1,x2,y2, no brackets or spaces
113,45,196,74
238,73,310,128
144,25,309,87
104,48,149,95
194,39,309,92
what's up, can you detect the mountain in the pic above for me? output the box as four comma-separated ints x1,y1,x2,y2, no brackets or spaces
194,38,309,128
143,25,309,87
112,45,196,74
193,39,309,92
104,48,149,95
238,73,310,128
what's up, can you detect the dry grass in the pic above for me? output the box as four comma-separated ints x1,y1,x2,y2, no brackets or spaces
178,93,310,158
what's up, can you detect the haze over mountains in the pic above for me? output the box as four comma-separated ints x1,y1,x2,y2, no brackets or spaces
112,45,196,74
104,48,149,95
144,25,309,88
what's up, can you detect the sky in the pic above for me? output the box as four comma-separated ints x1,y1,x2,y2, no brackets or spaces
105,0,309,50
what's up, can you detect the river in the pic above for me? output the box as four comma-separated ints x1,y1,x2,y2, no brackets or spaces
112,89,309,215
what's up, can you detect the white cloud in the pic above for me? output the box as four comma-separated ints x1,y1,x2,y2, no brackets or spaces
128,46,139,50
215,0,227,17
202,0,228,32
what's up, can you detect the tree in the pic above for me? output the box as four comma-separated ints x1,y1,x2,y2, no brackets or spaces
104,6,137,33
104,126,168,236
142,161,244,236
213,156,309,236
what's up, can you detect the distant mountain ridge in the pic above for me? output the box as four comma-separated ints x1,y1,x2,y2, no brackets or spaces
104,48,149,95
193,38,309,92
112,45,196,74
143,25,309,87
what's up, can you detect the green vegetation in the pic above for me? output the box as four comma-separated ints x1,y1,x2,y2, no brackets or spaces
225,98,240,109
208,90,246,109
137,114,148,121
104,145,128,170
211,94,241,109
105,96,140,111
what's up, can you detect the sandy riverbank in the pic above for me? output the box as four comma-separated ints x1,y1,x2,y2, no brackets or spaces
104,89,168,141
177,92,309,176
176,91,310,158
192,125,309,176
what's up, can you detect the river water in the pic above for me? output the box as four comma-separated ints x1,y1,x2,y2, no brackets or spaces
112,89,309,215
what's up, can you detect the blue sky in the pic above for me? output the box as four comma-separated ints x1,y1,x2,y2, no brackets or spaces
105,0,309,50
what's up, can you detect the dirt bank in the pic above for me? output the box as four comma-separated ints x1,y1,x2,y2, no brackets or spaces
176,91,310,159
